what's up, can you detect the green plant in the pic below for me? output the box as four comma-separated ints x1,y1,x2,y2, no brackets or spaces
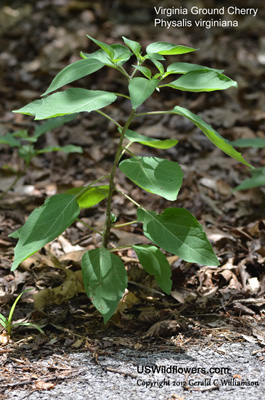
9,36,251,322
0,114,82,199
231,138,265,190
0,289,44,336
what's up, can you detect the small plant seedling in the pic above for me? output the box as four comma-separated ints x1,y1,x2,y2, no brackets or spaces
9,36,251,322
0,288,44,337
0,114,82,199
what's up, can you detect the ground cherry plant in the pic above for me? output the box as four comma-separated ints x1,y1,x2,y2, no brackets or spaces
10,36,251,322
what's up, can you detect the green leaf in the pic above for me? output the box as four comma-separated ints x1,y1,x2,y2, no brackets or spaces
42,59,104,97
146,42,197,55
12,322,44,334
33,114,78,140
18,144,36,163
13,89,117,120
125,128,178,149
128,78,158,109
234,167,265,191
0,314,7,325
144,53,165,61
137,208,219,266
82,44,132,66
0,133,21,147
122,36,141,56
231,138,265,148
149,59,164,74
133,66,152,79
87,35,115,59
112,51,132,64
119,156,183,201
171,106,251,167
12,130,30,139
36,145,83,154
160,70,238,92
167,62,224,75
82,248,127,323
66,185,109,209
11,194,80,271
7,288,33,328
133,245,172,294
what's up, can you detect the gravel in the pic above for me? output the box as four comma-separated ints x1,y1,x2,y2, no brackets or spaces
7,342,265,400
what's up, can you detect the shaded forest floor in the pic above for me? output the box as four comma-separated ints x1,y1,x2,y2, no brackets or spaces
0,0,265,395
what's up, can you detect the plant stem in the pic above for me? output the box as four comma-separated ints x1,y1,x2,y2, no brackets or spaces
102,109,136,248
113,220,138,228
116,65,131,80
120,146,135,158
135,111,172,117
76,219,102,236
116,189,143,209
95,110,122,128
112,92,131,100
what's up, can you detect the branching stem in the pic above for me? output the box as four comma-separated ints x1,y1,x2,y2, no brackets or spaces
102,109,136,248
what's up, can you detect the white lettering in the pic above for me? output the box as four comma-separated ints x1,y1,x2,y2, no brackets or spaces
191,7,225,15
227,7,258,17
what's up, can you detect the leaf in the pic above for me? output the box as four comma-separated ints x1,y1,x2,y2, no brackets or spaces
13,89,117,120
42,59,104,96
11,194,80,271
171,106,251,167
112,51,132,64
160,70,238,92
0,133,21,147
87,35,115,58
137,208,219,266
128,78,158,109
146,42,197,55
133,66,152,79
144,53,165,61
133,245,172,294
82,44,132,66
66,185,109,209
231,138,265,148
125,129,178,149
12,322,44,334
82,247,127,323
37,144,83,154
0,314,7,325
167,62,224,75
18,144,35,163
234,167,265,191
119,156,183,201
122,36,141,56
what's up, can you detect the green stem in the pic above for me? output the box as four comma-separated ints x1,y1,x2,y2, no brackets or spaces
117,65,131,80
102,109,136,248
120,146,135,158
112,92,131,100
76,219,102,236
109,245,132,252
135,111,172,117
116,189,143,209
95,110,122,128
113,220,138,228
